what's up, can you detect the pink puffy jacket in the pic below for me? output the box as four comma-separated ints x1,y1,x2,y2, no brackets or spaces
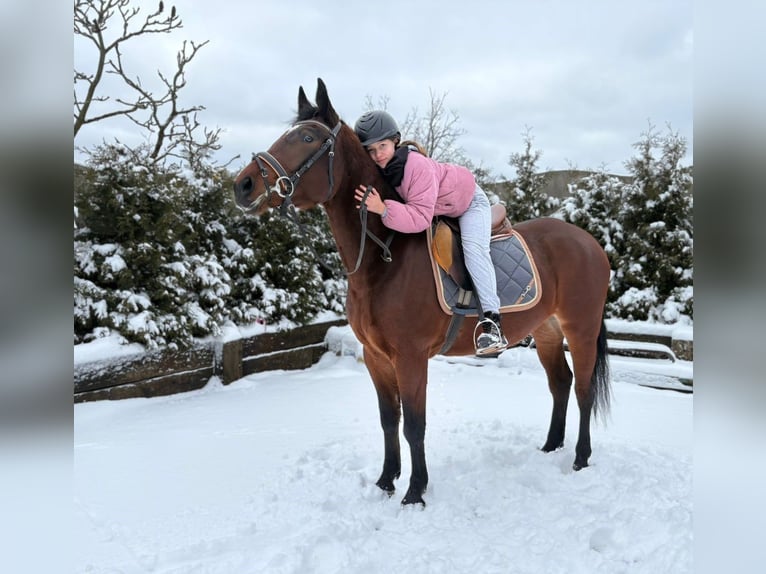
381,152,476,233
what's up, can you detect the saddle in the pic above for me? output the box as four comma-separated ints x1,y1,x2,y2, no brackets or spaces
432,204,511,291
429,203,541,316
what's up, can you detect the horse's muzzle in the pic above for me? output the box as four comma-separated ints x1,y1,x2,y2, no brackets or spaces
233,175,253,206
233,176,267,212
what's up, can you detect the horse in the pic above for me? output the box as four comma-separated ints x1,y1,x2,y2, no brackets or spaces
233,78,612,506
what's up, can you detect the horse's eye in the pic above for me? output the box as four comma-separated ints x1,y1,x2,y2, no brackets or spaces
303,135,314,143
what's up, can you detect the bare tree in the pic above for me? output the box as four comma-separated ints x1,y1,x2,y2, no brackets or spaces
401,89,467,163
364,89,467,163
74,0,222,166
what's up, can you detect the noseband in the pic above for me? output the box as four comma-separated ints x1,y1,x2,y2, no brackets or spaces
250,120,342,211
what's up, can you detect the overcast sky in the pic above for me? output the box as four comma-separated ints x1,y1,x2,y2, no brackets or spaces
74,0,693,179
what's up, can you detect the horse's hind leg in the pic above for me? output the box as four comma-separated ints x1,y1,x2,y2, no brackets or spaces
567,324,608,470
364,349,401,495
533,317,573,452
561,320,609,470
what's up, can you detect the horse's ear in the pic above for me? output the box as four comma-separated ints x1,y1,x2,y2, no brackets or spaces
297,86,313,119
315,78,339,125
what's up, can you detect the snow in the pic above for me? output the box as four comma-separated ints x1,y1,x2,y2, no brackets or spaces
606,318,693,345
604,318,679,337
73,311,347,365
75,325,692,573
73,332,145,364
670,325,693,342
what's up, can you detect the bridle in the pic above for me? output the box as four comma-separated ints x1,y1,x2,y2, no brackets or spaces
245,119,342,215
241,118,394,275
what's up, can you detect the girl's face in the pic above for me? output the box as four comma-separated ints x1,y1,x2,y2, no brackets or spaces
366,139,396,168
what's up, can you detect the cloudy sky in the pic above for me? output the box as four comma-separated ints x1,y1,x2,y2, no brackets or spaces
74,0,693,179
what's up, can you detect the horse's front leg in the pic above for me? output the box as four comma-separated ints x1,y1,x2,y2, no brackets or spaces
396,355,429,506
364,349,401,495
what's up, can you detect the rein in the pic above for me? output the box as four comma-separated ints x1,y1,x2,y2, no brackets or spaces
247,120,395,276
349,186,394,275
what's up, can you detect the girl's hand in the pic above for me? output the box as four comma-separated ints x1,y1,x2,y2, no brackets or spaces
354,185,386,215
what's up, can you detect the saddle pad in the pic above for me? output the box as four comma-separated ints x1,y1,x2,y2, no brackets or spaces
428,230,542,317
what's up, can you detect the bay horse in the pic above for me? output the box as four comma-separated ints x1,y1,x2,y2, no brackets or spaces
233,78,611,506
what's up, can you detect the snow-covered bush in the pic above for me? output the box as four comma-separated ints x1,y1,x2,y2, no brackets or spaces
558,125,693,324
74,143,346,349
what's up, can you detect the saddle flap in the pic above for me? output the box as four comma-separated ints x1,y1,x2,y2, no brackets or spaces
433,221,472,290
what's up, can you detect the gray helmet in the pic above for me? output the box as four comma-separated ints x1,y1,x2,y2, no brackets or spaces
354,110,400,147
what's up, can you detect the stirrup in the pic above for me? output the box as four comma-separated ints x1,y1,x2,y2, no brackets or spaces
473,317,508,357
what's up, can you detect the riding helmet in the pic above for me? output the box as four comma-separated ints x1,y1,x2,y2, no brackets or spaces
354,110,400,147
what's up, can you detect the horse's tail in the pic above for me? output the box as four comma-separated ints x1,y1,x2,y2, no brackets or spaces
591,316,612,423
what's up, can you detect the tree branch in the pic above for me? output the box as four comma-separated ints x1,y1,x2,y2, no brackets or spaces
74,0,222,168
73,0,183,137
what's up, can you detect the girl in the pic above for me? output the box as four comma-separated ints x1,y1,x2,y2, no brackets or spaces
353,110,508,356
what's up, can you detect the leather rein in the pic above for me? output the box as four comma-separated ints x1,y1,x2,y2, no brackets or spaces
246,119,394,276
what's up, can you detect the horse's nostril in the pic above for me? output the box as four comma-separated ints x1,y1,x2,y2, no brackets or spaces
235,176,253,198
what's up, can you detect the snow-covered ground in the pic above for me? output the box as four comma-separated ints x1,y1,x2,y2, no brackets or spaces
75,326,692,573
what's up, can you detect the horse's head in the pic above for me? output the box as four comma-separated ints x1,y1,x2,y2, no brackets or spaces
233,78,345,214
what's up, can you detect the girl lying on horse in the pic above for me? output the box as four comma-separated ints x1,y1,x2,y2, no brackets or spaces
353,110,508,357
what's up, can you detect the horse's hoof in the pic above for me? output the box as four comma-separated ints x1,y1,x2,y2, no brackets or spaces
401,488,426,507
401,495,426,507
540,442,564,453
572,461,589,471
375,479,396,496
